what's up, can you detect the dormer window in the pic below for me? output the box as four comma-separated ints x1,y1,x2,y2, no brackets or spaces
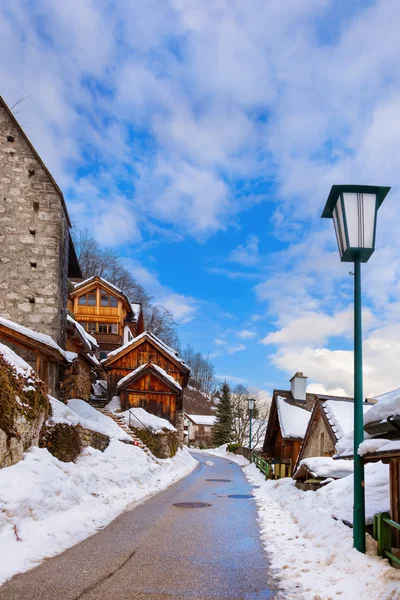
100,290,118,307
78,292,96,306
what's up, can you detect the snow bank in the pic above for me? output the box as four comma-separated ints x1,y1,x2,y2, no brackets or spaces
121,407,177,433
244,464,398,599
276,396,310,439
0,442,197,585
49,397,131,441
195,445,250,467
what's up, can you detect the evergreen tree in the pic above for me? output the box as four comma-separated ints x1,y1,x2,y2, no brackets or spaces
212,381,233,446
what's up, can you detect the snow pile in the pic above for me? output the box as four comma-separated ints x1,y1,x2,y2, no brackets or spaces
121,407,177,433
0,342,33,378
49,397,131,441
276,396,311,439
359,438,400,456
0,440,197,585
365,388,400,425
295,456,353,479
244,463,398,599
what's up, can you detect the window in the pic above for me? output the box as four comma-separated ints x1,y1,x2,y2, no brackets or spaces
99,351,108,360
98,323,118,334
100,290,118,307
319,432,325,455
78,292,96,306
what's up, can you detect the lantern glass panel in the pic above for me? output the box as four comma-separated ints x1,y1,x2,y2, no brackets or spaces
247,398,255,411
333,197,346,257
343,192,377,249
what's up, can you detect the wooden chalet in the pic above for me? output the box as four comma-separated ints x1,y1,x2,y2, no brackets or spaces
184,414,217,447
68,276,144,359
263,373,317,478
62,316,99,401
101,331,190,425
0,316,70,397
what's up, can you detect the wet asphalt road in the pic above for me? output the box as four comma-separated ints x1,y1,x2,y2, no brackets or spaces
1,452,275,600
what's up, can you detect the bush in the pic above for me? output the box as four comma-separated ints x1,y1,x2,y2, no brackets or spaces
227,443,241,453
40,422,82,462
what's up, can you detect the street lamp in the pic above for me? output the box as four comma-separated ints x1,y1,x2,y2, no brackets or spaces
321,184,390,553
247,398,256,455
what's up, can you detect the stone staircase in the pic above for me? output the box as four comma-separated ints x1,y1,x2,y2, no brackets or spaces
89,397,108,409
92,406,159,463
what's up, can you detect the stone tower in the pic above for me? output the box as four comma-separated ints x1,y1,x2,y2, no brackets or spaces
0,96,81,348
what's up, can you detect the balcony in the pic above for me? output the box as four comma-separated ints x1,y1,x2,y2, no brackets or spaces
93,332,123,347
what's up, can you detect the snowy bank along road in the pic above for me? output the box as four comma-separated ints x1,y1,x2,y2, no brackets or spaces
0,452,275,600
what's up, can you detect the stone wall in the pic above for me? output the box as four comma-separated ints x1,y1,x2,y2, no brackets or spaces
301,413,335,460
133,427,179,459
77,425,109,452
0,102,70,348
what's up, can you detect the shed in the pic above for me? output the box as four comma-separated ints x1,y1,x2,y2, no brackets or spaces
184,413,217,446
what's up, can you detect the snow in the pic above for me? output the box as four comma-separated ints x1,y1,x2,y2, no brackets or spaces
103,331,189,369
295,456,354,479
244,462,399,599
324,400,373,441
67,315,98,349
276,396,311,439
359,438,400,456
116,363,182,391
195,445,250,467
0,442,197,585
365,387,400,425
129,302,141,320
49,397,132,441
185,414,217,426
0,316,72,362
0,342,33,377
118,407,177,434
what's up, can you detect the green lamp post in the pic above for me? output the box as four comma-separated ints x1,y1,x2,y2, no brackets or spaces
321,184,390,553
247,397,255,456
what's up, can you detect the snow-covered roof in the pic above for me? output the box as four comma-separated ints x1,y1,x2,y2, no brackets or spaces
358,438,400,456
129,302,142,320
295,457,354,480
0,316,72,362
117,363,182,391
185,414,217,426
276,396,311,439
0,342,33,377
67,315,98,351
323,400,373,442
364,387,400,426
103,331,189,370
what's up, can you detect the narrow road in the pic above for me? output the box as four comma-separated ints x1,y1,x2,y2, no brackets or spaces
1,452,275,600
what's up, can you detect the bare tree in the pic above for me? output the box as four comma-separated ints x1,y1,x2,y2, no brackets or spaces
181,345,216,396
231,385,271,447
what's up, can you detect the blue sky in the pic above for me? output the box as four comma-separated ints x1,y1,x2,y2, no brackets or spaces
2,1,400,397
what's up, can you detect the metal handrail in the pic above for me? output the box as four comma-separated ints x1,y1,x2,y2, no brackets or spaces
128,409,152,435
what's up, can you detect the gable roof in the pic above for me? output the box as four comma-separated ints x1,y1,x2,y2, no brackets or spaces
117,363,182,392
293,457,354,481
276,395,311,440
185,414,217,426
0,315,72,364
101,330,190,373
70,276,142,320
0,96,71,227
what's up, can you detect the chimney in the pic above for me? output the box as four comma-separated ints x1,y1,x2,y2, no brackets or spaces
290,372,307,401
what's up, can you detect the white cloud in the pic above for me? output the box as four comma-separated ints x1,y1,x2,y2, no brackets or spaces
226,344,246,355
237,329,257,339
214,338,226,346
229,235,259,266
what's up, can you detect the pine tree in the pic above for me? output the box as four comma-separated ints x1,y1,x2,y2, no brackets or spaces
212,381,233,446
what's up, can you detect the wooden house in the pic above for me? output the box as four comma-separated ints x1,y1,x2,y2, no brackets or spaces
293,456,354,490
61,315,100,401
184,414,216,447
101,331,190,426
0,315,70,397
262,373,317,478
68,276,144,359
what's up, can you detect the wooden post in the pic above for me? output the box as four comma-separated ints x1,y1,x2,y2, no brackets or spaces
390,460,400,548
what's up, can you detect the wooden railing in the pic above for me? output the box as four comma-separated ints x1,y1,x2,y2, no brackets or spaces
93,332,123,346
252,454,272,480
373,512,400,566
